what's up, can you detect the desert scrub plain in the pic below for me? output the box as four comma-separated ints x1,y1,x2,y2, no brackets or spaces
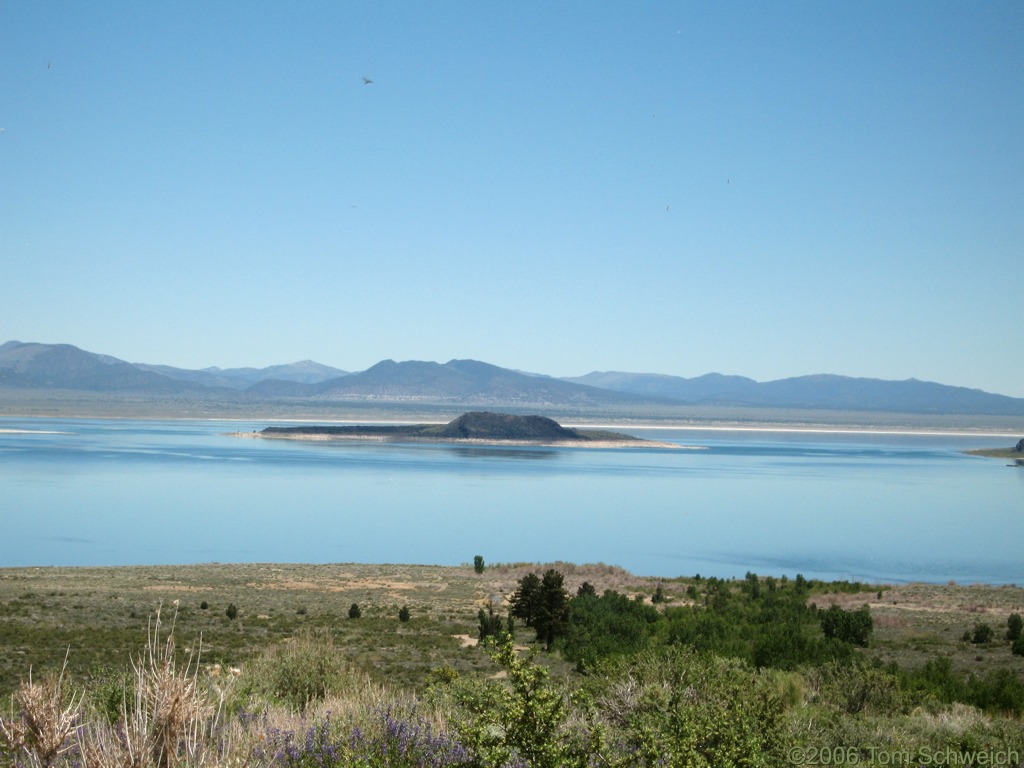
1,561,1023,767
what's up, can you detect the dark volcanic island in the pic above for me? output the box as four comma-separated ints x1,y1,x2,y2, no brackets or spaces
240,411,683,448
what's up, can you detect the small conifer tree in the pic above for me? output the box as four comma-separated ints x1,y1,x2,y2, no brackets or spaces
1007,613,1023,642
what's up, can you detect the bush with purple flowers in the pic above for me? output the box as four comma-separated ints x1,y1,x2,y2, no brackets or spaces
250,705,472,767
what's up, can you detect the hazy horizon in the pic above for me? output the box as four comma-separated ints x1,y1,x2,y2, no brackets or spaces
3,3,1022,396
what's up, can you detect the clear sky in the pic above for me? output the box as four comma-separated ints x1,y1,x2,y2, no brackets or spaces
2,2,1022,396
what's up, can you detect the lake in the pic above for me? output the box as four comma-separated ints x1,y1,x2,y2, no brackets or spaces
1,418,1021,584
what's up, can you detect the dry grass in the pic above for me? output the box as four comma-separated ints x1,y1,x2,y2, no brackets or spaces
0,606,229,767
0,599,449,767
0,654,80,767
76,605,227,768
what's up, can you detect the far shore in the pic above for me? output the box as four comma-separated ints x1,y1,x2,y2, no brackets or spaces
3,411,1023,439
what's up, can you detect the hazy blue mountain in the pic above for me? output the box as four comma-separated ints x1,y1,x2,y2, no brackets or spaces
3,340,1024,415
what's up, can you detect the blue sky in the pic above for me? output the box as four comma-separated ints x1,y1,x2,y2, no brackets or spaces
2,2,1022,397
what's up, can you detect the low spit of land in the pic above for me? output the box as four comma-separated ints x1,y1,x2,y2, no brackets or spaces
228,411,688,448
965,446,1024,462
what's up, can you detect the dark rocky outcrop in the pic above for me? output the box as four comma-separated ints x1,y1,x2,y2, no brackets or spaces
430,412,584,441
1015,438,1024,453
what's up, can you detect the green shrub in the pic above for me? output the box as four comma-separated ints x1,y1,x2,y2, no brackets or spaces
589,646,786,767
85,666,134,726
971,668,1024,714
805,659,910,715
348,603,361,619
225,603,238,620
665,581,850,669
398,605,411,622
971,623,994,644
242,630,352,711
428,663,459,686
820,604,873,647
477,605,506,641
896,656,1024,716
443,636,602,768
1013,635,1024,657
561,589,659,671
473,555,485,574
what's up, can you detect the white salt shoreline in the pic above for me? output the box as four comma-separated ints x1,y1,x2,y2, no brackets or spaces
612,425,1023,438
0,428,68,434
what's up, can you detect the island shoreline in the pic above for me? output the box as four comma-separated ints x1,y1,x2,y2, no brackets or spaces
225,430,692,449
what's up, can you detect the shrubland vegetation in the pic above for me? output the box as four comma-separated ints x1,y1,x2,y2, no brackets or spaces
1,562,1023,767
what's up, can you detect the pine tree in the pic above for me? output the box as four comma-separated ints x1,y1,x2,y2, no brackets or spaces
535,569,569,651
510,572,542,627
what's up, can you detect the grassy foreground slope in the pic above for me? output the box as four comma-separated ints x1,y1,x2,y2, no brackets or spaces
2,562,1024,694
2,562,1023,767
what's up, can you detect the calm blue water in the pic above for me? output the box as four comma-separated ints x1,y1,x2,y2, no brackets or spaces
1,418,1021,584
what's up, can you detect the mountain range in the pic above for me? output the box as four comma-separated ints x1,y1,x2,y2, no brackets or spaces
2,340,1023,417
